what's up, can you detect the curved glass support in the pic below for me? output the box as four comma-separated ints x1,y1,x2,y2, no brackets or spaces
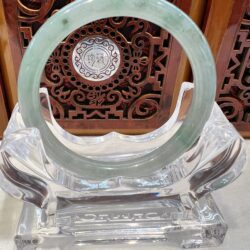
40,82,192,161
18,0,216,179
0,83,245,249
1,83,245,197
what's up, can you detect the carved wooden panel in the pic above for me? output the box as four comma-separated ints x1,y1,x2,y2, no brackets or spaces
215,0,250,136
1,0,192,134
43,17,172,121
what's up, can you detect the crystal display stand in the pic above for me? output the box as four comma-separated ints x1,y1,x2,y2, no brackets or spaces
0,0,247,249
0,84,246,249
15,194,226,249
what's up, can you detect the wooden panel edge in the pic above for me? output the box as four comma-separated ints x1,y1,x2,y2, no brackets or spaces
0,0,18,110
204,0,235,58
0,70,8,138
170,0,207,114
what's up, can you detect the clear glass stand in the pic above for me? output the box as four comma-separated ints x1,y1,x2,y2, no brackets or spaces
15,194,226,249
0,83,246,249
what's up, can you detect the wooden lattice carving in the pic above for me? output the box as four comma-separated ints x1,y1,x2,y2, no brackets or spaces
216,1,250,134
10,0,188,133
43,17,173,121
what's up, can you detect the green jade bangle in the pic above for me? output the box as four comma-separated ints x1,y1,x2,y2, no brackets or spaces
18,0,216,180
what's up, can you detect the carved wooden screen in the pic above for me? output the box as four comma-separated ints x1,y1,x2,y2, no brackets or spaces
215,0,250,136
1,0,192,134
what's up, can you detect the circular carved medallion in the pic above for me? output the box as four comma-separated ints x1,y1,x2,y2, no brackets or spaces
72,36,120,81
19,0,216,179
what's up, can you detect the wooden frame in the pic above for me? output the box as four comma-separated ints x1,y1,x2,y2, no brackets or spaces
0,0,18,111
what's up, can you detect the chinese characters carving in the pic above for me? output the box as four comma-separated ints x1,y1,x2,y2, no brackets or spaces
15,0,184,133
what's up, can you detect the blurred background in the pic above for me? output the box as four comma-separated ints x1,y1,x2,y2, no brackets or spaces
0,0,249,137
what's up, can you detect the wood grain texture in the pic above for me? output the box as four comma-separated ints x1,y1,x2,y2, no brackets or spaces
204,0,235,57
0,0,18,111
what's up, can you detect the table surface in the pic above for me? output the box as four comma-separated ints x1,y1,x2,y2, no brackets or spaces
0,141,249,250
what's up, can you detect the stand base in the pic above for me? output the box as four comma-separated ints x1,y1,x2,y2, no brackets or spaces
15,194,227,249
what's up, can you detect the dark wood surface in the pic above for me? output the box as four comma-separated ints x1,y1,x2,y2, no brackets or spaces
205,0,250,137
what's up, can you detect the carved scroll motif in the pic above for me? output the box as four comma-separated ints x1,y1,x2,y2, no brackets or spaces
16,0,179,130
217,5,250,126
